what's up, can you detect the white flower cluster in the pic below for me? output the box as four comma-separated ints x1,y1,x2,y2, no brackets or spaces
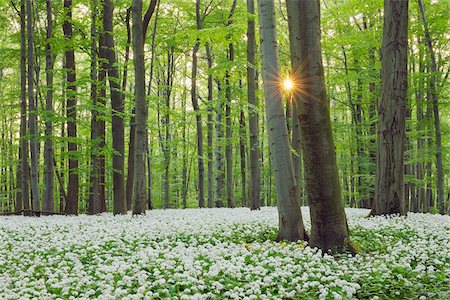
0,207,448,299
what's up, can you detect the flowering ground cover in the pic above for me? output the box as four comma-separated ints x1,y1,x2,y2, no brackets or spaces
0,207,449,300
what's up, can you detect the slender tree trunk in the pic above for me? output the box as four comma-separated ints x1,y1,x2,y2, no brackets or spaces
414,37,426,212
418,0,444,214
258,0,306,242
192,1,205,208
89,0,101,215
206,44,214,208
225,44,234,208
239,108,247,207
224,0,238,209
247,0,261,211
287,0,353,251
145,0,160,211
27,0,40,216
124,7,135,211
63,0,78,215
372,0,408,216
43,0,54,214
19,0,29,215
215,80,225,207
98,33,107,213
102,0,126,214
162,50,174,209
132,0,147,215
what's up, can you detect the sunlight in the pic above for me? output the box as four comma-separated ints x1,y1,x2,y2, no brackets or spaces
283,78,294,91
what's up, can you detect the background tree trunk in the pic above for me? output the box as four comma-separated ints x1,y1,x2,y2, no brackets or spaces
43,0,54,214
132,0,147,215
103,0,126,215
63,0,78,215
27,0,40,216
418,0,444,215
19,0,30,215
247,0,261,211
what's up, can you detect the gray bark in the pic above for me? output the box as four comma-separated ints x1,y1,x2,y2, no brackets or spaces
132,0,147,215
27,0,40,216
287,0,353,251
247,0,261,210
418,0,444,215
43,0,54,214
372,0,408,216
257,0,306,242
103,0,126,215
19,0,29,215
63,0,78,215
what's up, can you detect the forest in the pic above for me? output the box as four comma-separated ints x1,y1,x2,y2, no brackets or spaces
0,0,449,299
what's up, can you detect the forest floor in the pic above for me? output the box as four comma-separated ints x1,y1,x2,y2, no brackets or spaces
0,207,449,300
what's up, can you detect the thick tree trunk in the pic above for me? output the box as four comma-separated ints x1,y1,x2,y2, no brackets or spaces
132,0,147,215
418,0,444,214
258,0,306,242
103,0,126,215
372,0,408,216
247,0,261,211
63,0,78,215
287,0,353,251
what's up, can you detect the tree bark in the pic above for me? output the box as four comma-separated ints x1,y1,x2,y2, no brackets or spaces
102,0,126,215
89,0,102,215
247,0,261,210
19,0,29,215
124,7,135,211
191,0,205,208
215,80,225,207
287,0,353,251
372,0,408,216
63,0,78,215
286,0,304,206
239,108,247,207
98,31,107,213
225,44,234,208
206,44,214,208
43,0,54,214
418,0,444,215
132,0,147,215
257,0,306,242
27,0,40,216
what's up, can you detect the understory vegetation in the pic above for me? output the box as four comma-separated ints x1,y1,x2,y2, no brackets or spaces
1,207,449,299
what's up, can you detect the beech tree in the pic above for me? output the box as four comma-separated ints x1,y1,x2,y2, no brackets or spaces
102,0,126,215
257,0,307,242
63,0,78,215
26,0,40,216
286,0,354,252
371,0,408,216
132,0,147,215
